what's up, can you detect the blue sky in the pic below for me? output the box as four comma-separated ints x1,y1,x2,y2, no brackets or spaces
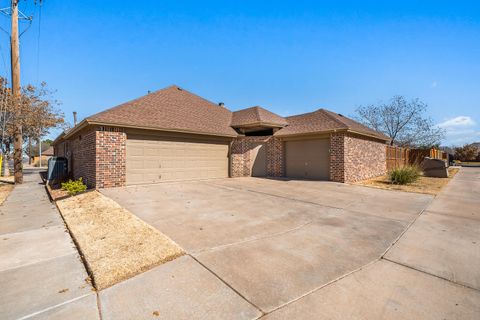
1,0,479,146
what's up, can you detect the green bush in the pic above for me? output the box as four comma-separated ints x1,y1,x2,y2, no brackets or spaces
61,177,87,195
389,166,421,185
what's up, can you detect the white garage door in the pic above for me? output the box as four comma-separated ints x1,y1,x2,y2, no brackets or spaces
126,136,229,185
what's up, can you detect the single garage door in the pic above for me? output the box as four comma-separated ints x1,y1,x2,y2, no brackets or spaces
285,138,330,180
126,136,229,185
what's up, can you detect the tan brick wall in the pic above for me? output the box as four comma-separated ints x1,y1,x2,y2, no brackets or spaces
330,133,345,182
344,133,386,182
95,129,126,188
330,132,386,183
231,136,284,177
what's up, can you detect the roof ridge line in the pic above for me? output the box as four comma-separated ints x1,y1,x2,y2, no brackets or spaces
86,84,178,121
319,109,349,128
175,86,232,112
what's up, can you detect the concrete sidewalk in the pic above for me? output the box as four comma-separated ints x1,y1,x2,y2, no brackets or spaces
0,169,99,320
265,167,480,319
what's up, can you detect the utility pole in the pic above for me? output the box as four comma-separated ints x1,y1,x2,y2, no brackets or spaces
11,0,22,183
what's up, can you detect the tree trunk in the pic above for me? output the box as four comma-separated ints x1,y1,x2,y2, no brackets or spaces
13,125,23,183
28,137,32,165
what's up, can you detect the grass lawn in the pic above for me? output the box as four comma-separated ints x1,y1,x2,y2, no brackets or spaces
354,167,460,195
56,191,185,290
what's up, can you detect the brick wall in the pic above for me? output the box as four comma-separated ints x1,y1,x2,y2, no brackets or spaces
330,132,386,183
95,130,126,188
69,128,97,188
54,141,66,157
330,133,345,182
266,137,284,176
231,136,284,177
55,125,384,187
344,133,386,182
54,126,126,189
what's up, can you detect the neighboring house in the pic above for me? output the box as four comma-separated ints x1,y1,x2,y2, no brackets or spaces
31,146,54,166
52,85,389,188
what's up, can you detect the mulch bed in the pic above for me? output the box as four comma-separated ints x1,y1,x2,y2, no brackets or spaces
45,183,71,201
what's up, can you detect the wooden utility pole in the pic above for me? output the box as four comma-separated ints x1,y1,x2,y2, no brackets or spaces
11,0,22,184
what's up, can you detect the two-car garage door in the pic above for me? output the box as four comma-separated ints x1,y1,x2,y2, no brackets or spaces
126,135,229,185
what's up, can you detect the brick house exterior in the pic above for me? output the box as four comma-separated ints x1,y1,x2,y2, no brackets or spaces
329,132,387,183
54,126,126,188
231,136,284,178
230,132,386,183
53,85,389,188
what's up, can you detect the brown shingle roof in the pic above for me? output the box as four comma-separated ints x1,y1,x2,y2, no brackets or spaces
58,86,388,142
231,106,287,127
274,108,389,140
87,85,237,137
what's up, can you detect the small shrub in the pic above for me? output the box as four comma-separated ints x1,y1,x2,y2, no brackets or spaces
61,177,87,195
389,166,421,185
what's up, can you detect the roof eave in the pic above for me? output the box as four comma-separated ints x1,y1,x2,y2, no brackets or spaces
231,121,287,129
51,131,67,146
346,129,390,142
63,119,239,139
275,128,389,142
274,128,343,138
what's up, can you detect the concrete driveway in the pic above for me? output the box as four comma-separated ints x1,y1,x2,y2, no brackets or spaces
101,177,437,316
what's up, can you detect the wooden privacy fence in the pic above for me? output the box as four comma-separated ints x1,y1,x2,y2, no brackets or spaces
409,148,445,165
386,146,446,171
386,146,409,171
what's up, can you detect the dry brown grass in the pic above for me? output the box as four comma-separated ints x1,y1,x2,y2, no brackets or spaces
0,184,14,205
354,167,460,195
56,191,185,290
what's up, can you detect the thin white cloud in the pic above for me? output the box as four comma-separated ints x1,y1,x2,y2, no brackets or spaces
438,116,479,146
438,116,475,128
430,81,438,88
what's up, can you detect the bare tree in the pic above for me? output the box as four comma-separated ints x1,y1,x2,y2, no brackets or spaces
0,77,64,169
355,96,445,147
21,82,65,142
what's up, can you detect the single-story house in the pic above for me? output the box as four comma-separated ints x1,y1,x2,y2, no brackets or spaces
52,85,389,188
31,145,54,165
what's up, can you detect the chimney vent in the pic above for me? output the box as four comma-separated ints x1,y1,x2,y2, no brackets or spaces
218,102,225,107
73,111,77,126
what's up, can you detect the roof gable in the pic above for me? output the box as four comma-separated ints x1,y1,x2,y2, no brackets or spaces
87,85,237,137
275,108,389,140
231,106,287,127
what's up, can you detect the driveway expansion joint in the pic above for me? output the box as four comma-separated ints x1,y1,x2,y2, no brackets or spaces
380,208,428,259
190,220,315,255
382,257,480,293
188,254,265,315
207,181,414,224
16,293,94,320
261,258,382,317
